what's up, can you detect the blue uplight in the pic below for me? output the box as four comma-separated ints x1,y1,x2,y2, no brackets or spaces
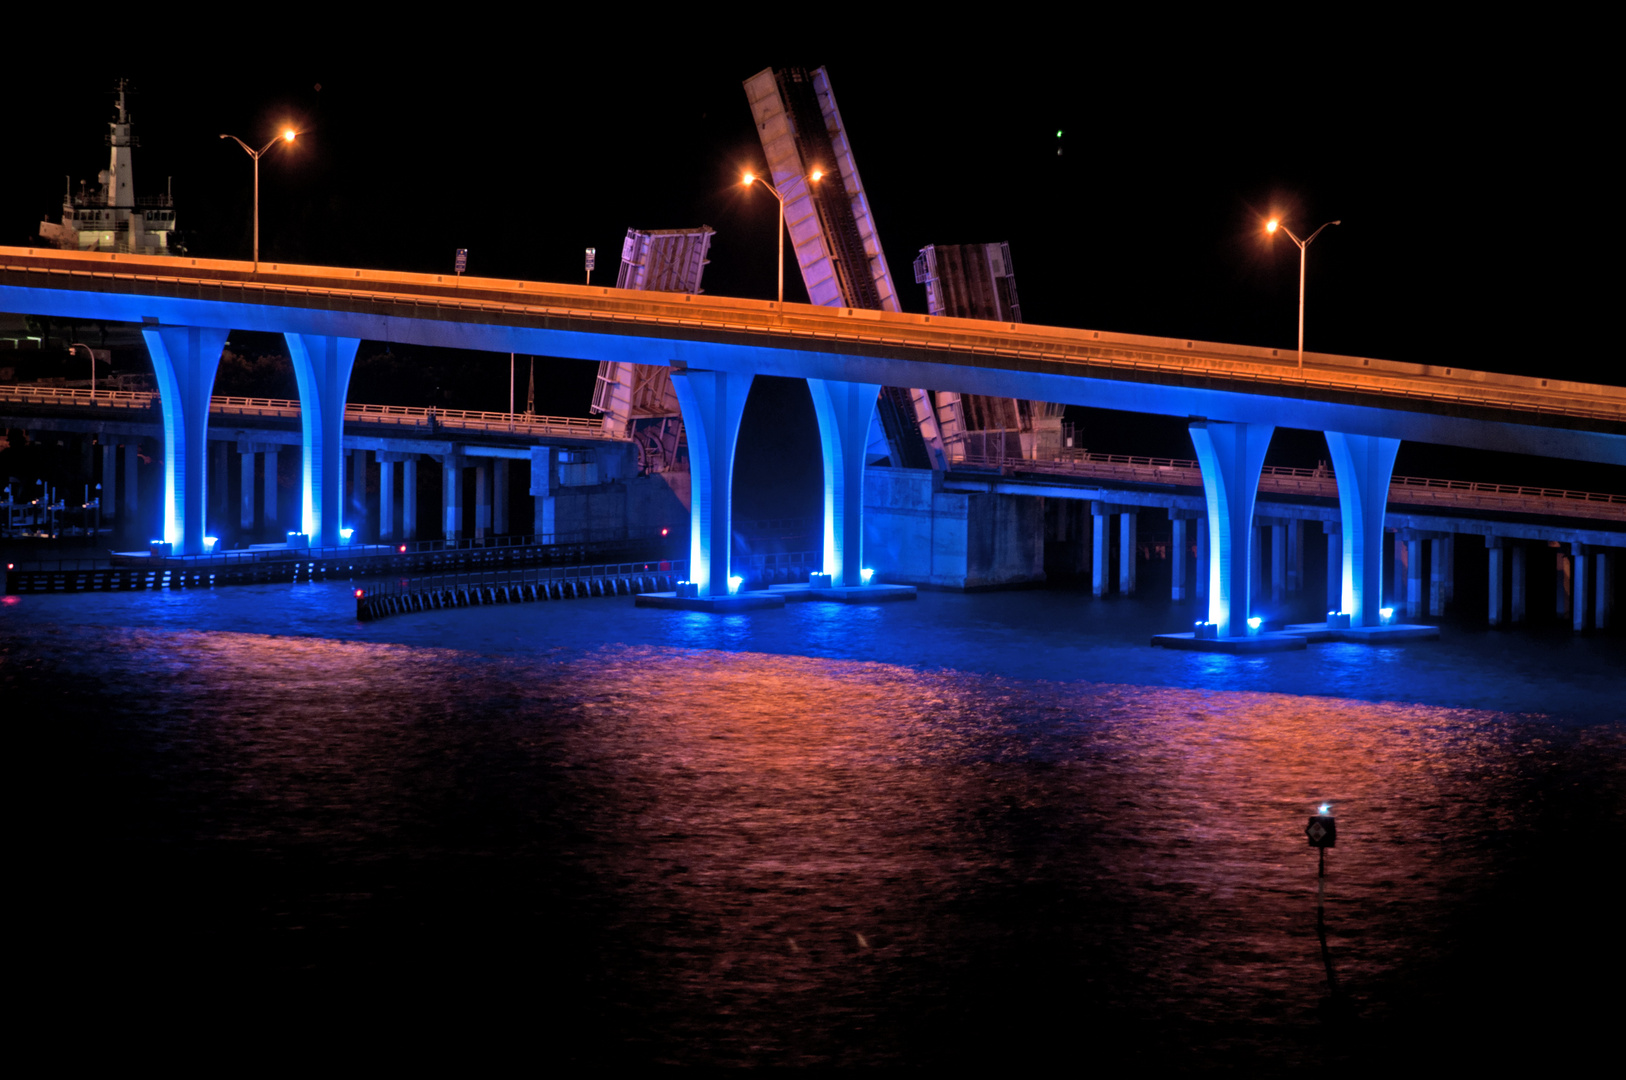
860,567,874,584
1247,616,1262,630
1319,803,1332,815
203,536,218,552
728,575,744,595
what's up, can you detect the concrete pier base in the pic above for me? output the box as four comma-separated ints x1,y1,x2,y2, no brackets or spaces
771,582,918,603
1151,630,1307,653
636,590,786,612
1283,620,1441,643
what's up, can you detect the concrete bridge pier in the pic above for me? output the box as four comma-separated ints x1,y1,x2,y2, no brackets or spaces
284,333,360,548
1092,509,1110,596
807,379,880,587
1271,522,1288,602
1325,431,1401,627
123,440,138,529
263,449,278,531
493,460,509,536
100,442,118,529
1119,510,1137,595
1487,537,1505,626
142,325,229,554
1407,535,1424,619
1597,550,1614,629
210,440,228,528
1324,521,1342,613
239,444,256,530
351,450,369,540
402,458,418,540
442,453,465,540
1429,537,1448,616
1195,521,1207,599
1511,543,1528,623
1286,519,1304,592
378,459,396,540
1170,514,1189,600
1189,420,1273,637
670,365,753,597
474,462,491,539
1572,542,1589,631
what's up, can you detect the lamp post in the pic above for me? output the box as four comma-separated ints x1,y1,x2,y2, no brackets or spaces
743,169,824,307
220,127,298,271
1266,218,1340,368
67,342,97,395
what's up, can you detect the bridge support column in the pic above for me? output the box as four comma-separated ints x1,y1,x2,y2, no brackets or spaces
1119,510,1137,595
1487,537,1505,626
240,447,256,530
1430,538,1448,616
379,460,396,541
474,462,491,539
1597,550,1614,629
210,440,228,529
1271,523,1287,602
1250,526,1263,606
1556,547,1571,617
1511,543,1527,623
1442,536,1455,603
1572,542,1589,631
1407,536,1424,619
1195,520,1207,599
442,455,465,540
530,447,556,538
101,443,117,527
1171,517,1187,600
1287,520,1303,592
284,333,361,549
1189,420,1273,637
807,379,880,587
670,366,753,597
402,458,418,540
143,325,229,554
123,440,138,528
493,459,509,536
1324,521,1342,613
1092,511,1109,596
351,449,369,540
1325,431,1400,627
263,449,278,530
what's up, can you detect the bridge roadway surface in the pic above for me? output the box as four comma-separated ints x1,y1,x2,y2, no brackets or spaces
3,247,1622,464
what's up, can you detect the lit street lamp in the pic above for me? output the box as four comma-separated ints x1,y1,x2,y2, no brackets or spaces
1266,217,1340,368
67,342,97,395
221,127,298,271
743,168,824,307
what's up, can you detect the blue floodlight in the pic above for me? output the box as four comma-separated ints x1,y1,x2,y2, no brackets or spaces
1247,616,1263,631
860,567,874,584
340,528,354,542
203,536,218,552
1380,606,1395,623
1319,803,1332,815
728,575,744,595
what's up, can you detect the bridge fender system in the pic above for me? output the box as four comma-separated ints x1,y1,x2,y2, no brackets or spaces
283,333,361,548
142,325,230,554
1325,431,1402,627
1189,420,1275,637
808,379,882,588
670,365,754,597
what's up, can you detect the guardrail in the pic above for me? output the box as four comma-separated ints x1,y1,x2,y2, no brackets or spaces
948,451,1626,520
0,383,625,441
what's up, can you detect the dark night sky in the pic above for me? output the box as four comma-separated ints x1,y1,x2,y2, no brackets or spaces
0,31,1615,500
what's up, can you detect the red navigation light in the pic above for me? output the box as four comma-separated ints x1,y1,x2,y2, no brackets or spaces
661,527,669,536
354,588,365,599
398,545,407,553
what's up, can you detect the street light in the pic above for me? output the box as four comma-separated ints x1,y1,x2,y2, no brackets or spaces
744,168,824,307
220,127,298,271
67,342,97,395
1266,217,1340,368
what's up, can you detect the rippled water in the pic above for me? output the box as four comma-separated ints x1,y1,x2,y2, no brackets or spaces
6,583,1622,1067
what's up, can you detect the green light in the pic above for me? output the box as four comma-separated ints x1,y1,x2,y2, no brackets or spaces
1056,130,1063,137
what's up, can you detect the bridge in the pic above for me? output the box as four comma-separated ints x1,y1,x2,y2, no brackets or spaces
4,246,1622,638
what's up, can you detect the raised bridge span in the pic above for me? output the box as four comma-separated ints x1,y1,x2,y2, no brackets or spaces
4,246,1623,636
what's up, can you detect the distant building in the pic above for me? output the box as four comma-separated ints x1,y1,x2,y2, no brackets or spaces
39,81,178,256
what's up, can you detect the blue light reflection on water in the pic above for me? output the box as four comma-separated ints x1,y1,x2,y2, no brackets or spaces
4,581,1623,1066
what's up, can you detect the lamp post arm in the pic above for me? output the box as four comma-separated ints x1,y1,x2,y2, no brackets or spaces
220,134,258,159
1303,220,1342,247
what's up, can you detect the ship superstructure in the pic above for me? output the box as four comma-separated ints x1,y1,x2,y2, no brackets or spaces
39,80,178,256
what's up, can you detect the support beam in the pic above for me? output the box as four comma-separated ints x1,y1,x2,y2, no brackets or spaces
284,333,361,548
807,378,881,588
1119,510,1137,595
474,462,491,539
1092,511,1109,596
402,458,418,540
1573,542,1589,631
442,455,464,540
240,448,255,530
493,459,509,536
142,325,229,554
1429,537,1447,617
1189,420,1273,637
1407,537,1423,619
263,449,278,530
1487,536,1504,627
1595,550,1612,630
670,366,753,597
1325,520,1342,613
1325,431,1401,627
1171,517,1187,601
379,459,396,540
101,443,117,526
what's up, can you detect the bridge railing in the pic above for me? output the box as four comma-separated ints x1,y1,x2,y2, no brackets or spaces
0,383,625,441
